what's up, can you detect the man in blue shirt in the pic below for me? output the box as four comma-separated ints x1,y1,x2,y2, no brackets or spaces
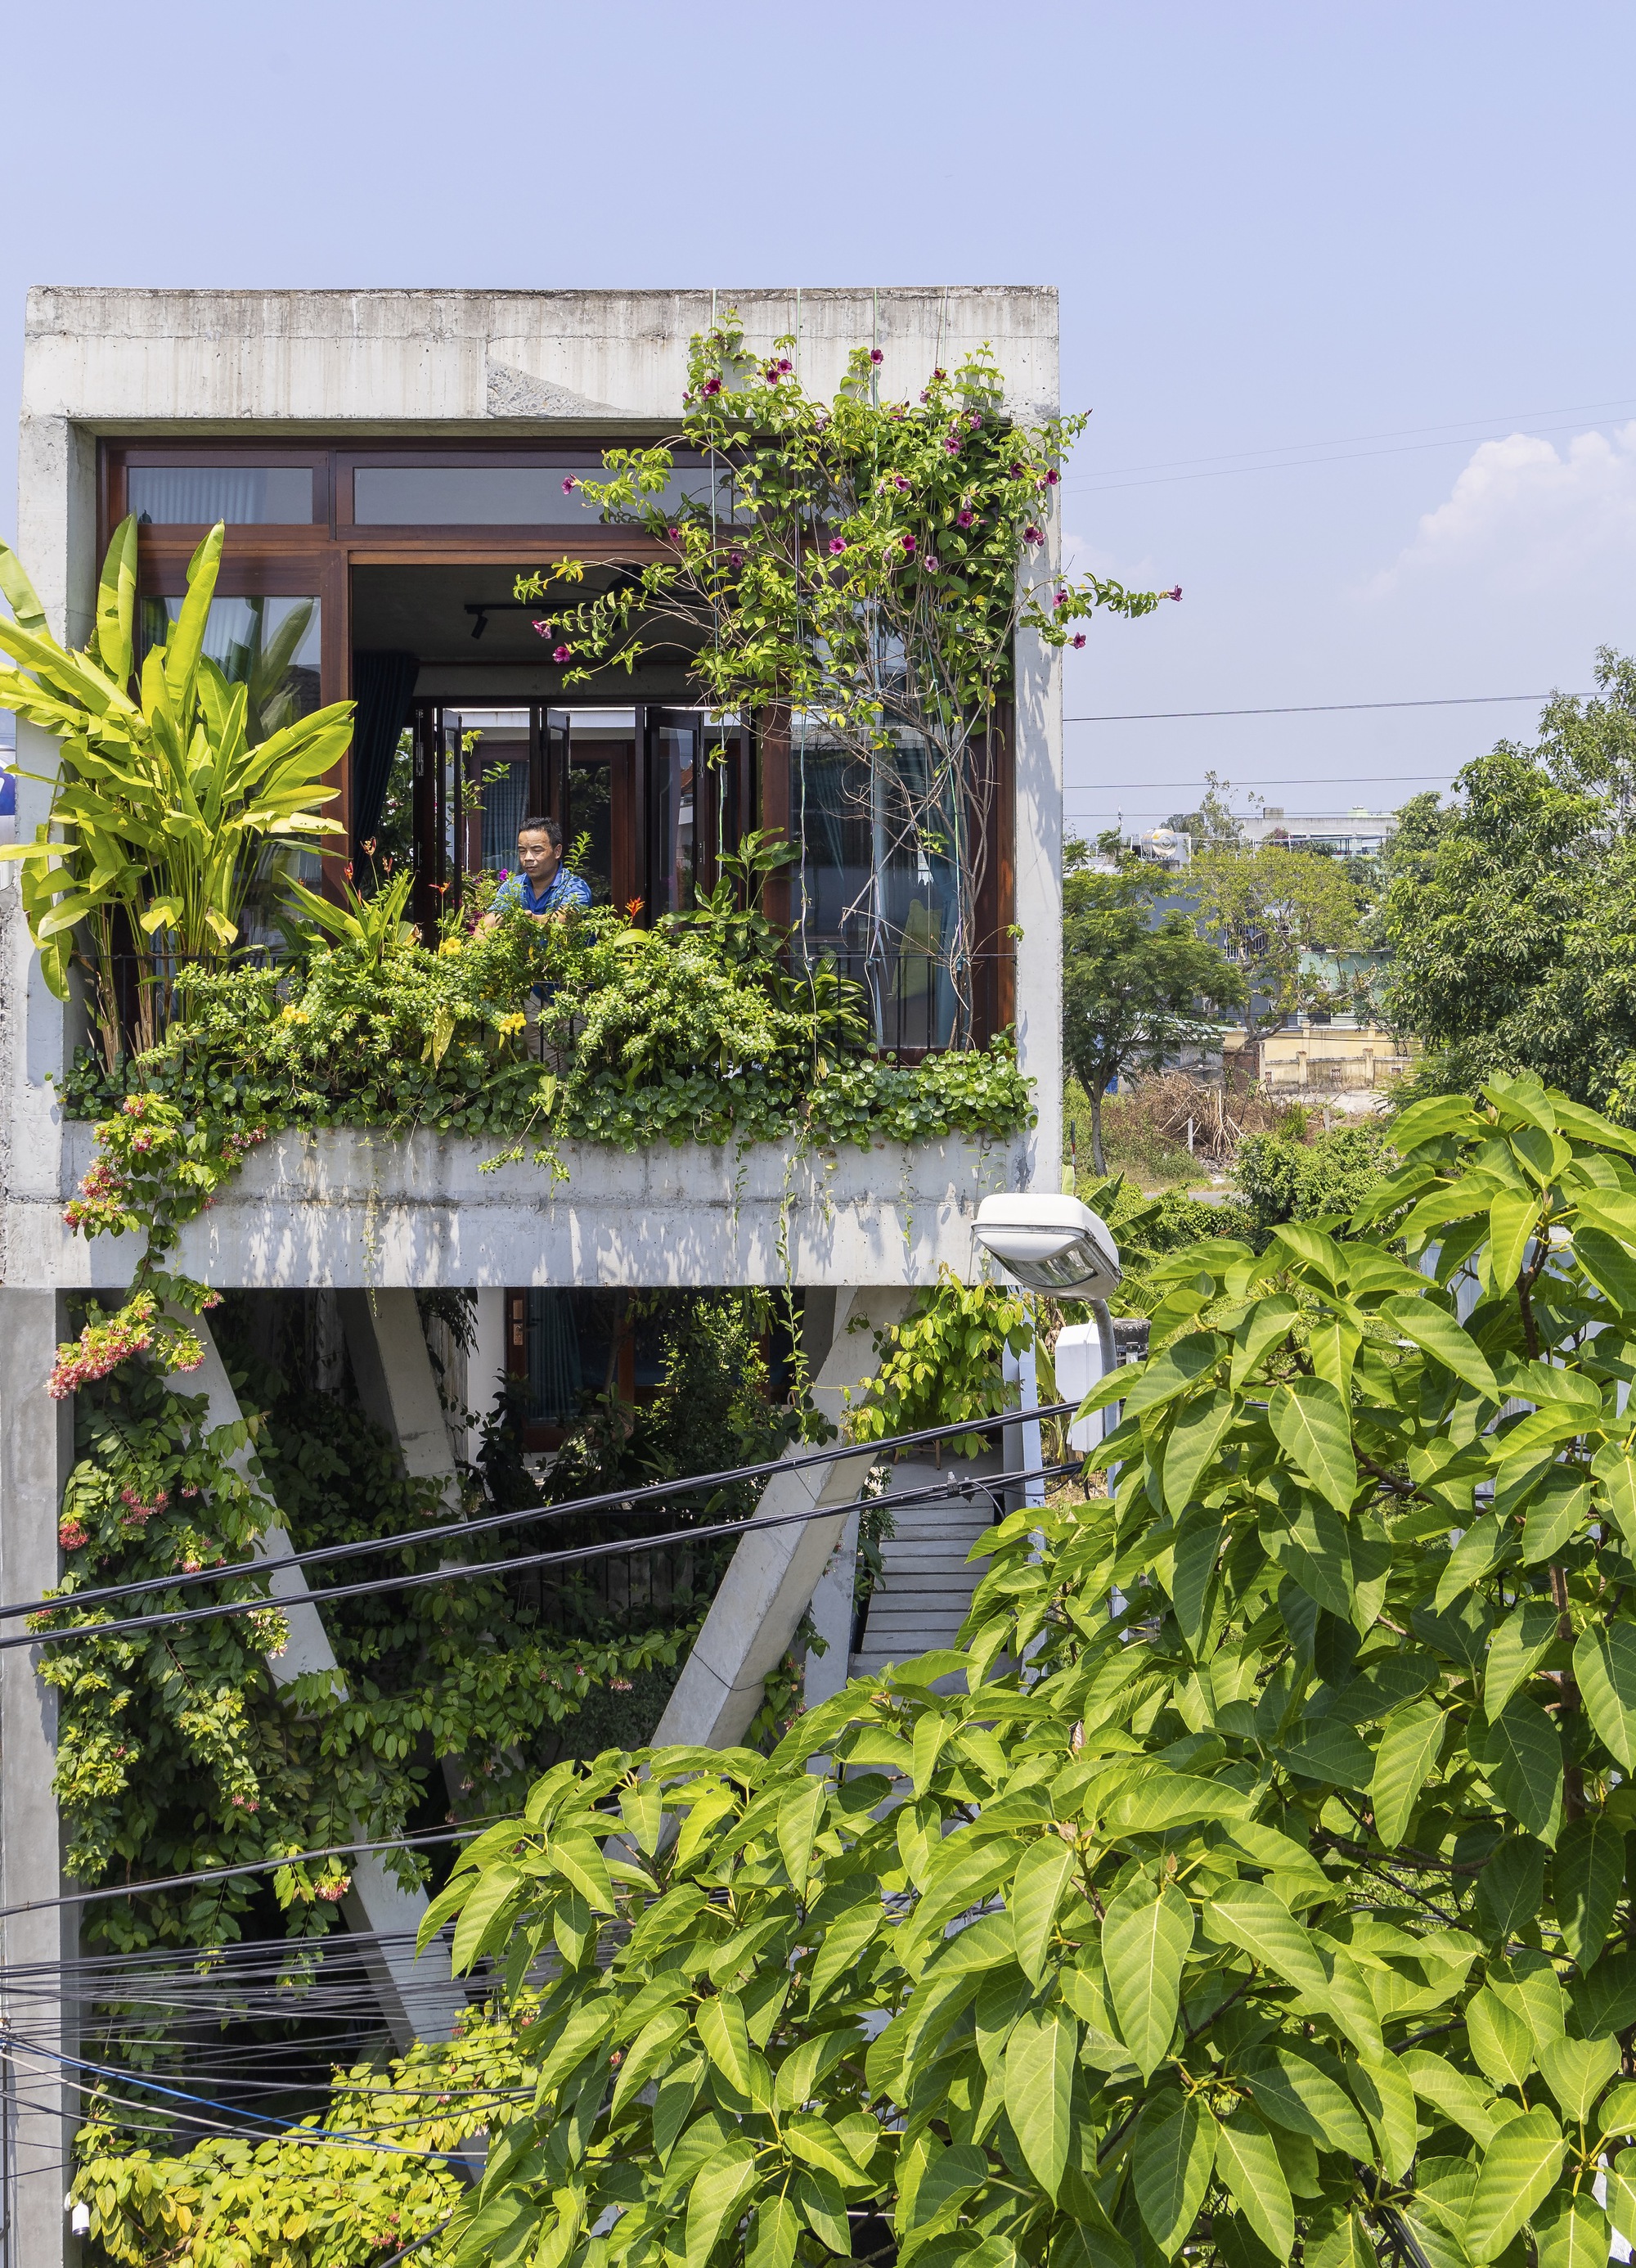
487,816,593,925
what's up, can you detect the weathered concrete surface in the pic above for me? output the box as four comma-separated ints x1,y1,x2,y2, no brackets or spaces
10,1123,1022,1292
654,1286,909,1750
0,1291,75,2268
339,1289,461,1510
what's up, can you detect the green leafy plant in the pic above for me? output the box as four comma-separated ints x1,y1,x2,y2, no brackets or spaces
843,1267,1035,1460
0,518,350,1065
384,1066,1636,2268
521,317,1175,1038
1234,1119,1396,1240
1188,838,1365,1064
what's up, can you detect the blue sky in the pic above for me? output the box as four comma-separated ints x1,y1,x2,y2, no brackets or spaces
4,0,1634,824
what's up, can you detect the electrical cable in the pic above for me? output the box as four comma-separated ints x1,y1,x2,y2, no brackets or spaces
0,1456,1076,1916
3,1446,1076,1657
1065,692,1565,723
0,1403,1077,1629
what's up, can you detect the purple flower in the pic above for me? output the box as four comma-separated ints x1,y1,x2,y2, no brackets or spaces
561,477,578,494
777,358,793,374
892,475,910,493
1009,462,1026,479
1053,590,1068,609
1072,633,1086,649
1166,584,1183,601
919,389,931,405
765,367,781,386
531,619,554,636
968,412,982,430
955,508,974,529
497,868,510,882
1045,469,1060,487
1023,524,1043,545
729,548,744,568
901,533,918,554
923,554,941,573
667,524,680,541
869,347,883,364
703,376,722,396
828,536,847,554
943,436,961,454
552,644,573,663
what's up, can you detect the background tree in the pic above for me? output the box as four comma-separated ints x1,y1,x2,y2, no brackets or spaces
1385,649,1636,1115
1188,835,1363,1071
1062,838,1243,1170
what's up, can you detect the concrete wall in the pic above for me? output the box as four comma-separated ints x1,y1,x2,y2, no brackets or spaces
9,284,1066,1285
8,1122,1024,1292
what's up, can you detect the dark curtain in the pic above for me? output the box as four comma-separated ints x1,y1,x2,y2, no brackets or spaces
349,650,420,851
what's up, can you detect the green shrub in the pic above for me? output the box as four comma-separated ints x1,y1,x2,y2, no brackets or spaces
1236,1118,1396,1235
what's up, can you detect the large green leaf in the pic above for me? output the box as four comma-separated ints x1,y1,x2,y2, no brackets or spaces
1211,2111,1293,2258
695,1991,756,2095
1538,2032,1620,2125
1487,1189,1542,1294
1101,1880,1192,2078
1131,2093,1214,2257
1481,1696,1565,1847
1380,1295,1498,1397
1574,1622,1636,1771
1552,1811,1625,1970
1369,1699,1445,1847
747,2195,801,2268
1002,2008,1074,2198
1485,1601,1562,1718
1171,1508,1227,1651
1463,2107,1566,2261
1268,1377,1358,1512
1204,1883,1332,2001
1466,1989,1535,2089
1352,2055,1418,2180
1163,1388,1237,1514
1533,2194,1611,2268
93,514,138,686
1009,1838,1075,1987
1269,1497,1355,1618
1239,2043,1373,2161
1592,1438,1636,1546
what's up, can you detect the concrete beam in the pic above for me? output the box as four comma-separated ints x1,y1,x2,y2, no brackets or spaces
338,1290,461,1510
170,1321,466,2048
654,1288,907,1750
0,1292,75,2268
802,1506,861,1712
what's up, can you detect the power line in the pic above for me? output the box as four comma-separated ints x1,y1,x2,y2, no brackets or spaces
1066,693,1563,723
6,1449,1072,1658
1060,392,1636,488
1066,772,1453,794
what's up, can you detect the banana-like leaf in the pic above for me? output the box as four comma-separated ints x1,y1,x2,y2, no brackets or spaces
93,515,138,685
161,524,225,714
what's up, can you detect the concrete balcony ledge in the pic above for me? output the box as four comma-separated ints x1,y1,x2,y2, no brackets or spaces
7,1122,1031,1291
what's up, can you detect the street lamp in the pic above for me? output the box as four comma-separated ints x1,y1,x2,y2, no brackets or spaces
974,1194,1121,1455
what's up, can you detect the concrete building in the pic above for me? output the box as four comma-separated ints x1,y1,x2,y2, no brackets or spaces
0,286,1067,2257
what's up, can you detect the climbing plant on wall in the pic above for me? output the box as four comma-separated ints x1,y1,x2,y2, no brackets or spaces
519,316,1177,1038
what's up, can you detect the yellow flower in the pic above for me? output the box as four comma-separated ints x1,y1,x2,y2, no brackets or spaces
437,937,464,957
277,1006,309,1026
495,1012,527,1037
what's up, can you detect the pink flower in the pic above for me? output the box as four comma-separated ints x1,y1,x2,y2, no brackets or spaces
561,477,578,494
968,412,982,430
828,537,847,554
703,376,722,396
1045,469,1060,486
1023,524,1043,546
765,368,781,387
892,475,910,493
777,358,792,374
610,1677,633,1692
1166,585,1183,601
869,348,883,363
667,525,680,541
317,1877,350,1902
956,509,974,529
553,645,572,664
1054,591,1068,610
1072,633,1086,649
923,555,941,573
901,533,917,555
58,1519,89,1552
943,436,961,455
531,619,553,636
1009,463,1026,479
729,549,743,569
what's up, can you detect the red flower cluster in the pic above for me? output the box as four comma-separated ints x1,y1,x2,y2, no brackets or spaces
119,1483,169,1524
57,1518,89,1552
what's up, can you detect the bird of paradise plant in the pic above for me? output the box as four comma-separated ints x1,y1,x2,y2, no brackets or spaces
0,515,352,1069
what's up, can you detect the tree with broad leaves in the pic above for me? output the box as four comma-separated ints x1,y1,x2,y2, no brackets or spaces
1186,839,1364,1071
1062,838,1244,1172
410,1068,1636,2268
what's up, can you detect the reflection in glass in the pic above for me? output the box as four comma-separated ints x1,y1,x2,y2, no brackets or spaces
139,596,321,744
791,727,963,1051
128,467,315,524
567,757,614,902
353,464,739,526
651,725,697,917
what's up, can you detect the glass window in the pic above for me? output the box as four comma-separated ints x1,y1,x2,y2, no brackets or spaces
128,467,315,524
790,725,965,1051
139,596,321,744
352,464,736,525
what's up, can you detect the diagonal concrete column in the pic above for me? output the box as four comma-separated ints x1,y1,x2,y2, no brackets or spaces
0,1291,77,2268
337,1291,461,1512
172,1320,466,2048
654,1287,908,1751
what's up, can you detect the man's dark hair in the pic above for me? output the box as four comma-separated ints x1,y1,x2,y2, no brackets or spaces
518,815,562,848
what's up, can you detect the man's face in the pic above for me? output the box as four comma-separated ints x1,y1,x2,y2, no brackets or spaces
516,829,560,881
